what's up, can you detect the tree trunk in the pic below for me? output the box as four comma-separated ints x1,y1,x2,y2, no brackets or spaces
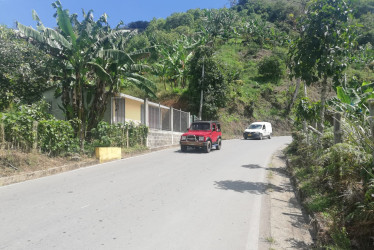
87,80,110,135
288,78,301,113
61,80,72,121
317,76,328,133
334,112,342,144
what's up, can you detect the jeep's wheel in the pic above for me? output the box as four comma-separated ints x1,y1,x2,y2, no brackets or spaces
259,134,263,140
244,135,247,140
268,133,271,139
205,141,211,153
181,145,187,152
216,139,222,150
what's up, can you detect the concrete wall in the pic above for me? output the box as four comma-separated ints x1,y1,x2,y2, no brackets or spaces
147,129,183,149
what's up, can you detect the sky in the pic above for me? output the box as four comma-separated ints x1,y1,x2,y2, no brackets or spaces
0,0,229,29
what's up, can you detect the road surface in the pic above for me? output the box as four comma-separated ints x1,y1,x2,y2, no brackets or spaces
0,137,291,250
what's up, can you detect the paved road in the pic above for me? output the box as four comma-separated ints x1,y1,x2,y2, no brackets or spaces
0,137,291,250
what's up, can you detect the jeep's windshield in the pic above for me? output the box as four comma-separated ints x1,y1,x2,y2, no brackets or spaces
190,122,211,131
248,124,262,130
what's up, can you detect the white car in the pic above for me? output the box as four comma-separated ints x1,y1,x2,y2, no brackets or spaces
243,122,272,140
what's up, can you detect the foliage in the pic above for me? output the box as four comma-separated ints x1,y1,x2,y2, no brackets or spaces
257,55,285,83
0,103,148,156
90,121,148,148
294,97,321,125
200,8,241,42
127,21,149,30
0,25,57,110
288,0,356,86
154,35,198,89
38,119,79,156
0,101,53,150
187,46,227,119
17,1,156,149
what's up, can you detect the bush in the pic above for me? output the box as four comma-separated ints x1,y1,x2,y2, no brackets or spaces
257,55,285,83
322,143,372,192
38,119,79,156
0,101,53,150
90,121,148,148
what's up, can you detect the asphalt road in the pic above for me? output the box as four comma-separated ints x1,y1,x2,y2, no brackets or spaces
0,136,292,250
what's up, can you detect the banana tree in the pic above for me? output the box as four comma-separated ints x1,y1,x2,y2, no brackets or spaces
17,1,155,150
87,48,156,132
155,35,196,89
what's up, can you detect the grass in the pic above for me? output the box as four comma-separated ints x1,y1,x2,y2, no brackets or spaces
265,236,276,244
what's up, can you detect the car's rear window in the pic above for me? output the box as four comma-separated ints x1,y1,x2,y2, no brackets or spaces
190,123,211,130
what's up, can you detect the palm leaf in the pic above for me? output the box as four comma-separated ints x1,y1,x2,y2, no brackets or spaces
99,49,134,64
54,1,77,46
32,10,45,31
44,28,72,50
127,73,157,98
87,62,112,83
129,50,151,61
17,23,45,43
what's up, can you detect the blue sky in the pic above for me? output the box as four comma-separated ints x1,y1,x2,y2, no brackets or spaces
0,0,229,29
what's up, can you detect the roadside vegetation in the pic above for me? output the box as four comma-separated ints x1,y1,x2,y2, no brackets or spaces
0,0,373,247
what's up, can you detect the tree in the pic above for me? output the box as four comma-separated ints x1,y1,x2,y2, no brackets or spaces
258,55,285,83
201,8,240,42
187,46,227,119
155,35,198,89
0,25,57,110
288,0,356,132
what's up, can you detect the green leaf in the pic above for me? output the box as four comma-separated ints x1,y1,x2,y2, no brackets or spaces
17,23,45,43
54,2,76,46
87,62,112,83
337,86,351,104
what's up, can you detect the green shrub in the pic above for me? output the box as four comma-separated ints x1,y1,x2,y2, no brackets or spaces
322,143,372,191
91,121,148,148
38,119,79,156
0,101,53,149
257,55,285,83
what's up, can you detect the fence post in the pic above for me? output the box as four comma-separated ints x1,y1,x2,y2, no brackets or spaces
170,107,174,144
368,100,374,165
333,112,342,144
0,122,4,149
144,98,149,127
32,121,38,152
188,112,191,128
159,103,162,130
126,128,129,148
170,107,174,132
180,109,182,132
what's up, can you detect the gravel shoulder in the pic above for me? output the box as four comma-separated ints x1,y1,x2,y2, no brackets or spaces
264,148,315,249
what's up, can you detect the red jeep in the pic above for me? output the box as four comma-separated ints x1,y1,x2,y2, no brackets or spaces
180,121,222,153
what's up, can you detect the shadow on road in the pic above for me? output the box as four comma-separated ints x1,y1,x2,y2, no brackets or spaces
214,180,283,194
241,164,262,169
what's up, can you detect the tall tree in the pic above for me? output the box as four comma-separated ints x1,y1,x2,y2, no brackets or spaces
0,25,57,110
288,0,356,132
187,45,227,119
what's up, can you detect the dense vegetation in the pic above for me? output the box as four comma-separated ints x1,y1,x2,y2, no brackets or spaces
0,0,374,247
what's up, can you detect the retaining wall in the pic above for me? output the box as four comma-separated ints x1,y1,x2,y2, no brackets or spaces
147,129,182,149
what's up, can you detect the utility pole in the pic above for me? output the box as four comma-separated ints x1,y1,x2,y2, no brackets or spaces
198,60,205,120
